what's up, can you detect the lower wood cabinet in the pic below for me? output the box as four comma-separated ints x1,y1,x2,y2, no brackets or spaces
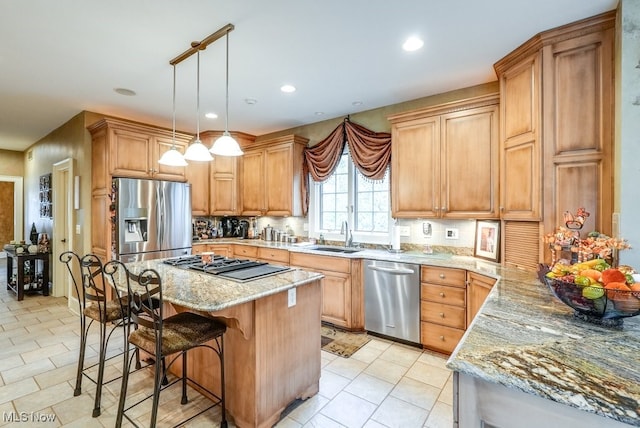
192,243,232,258
289,252,363,330
420,267,496,354
232,244,258,259
420,266,467,354
256,247,290,265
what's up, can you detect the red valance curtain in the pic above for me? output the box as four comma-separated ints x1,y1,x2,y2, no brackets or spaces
301,118,391,215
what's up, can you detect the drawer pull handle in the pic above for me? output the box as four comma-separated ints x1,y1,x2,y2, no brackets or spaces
439,292,445,297
439,273,445,279
439,335,445,341
439,312,445,318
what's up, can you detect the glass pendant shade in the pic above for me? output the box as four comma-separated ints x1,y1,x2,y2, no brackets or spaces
159,64,187,166
210,30,243,157
158,147,188,166
211,132,243,156
184,138,213,161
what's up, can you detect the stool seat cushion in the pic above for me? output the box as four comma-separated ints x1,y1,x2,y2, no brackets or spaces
129,312,226,356
83,300,124,323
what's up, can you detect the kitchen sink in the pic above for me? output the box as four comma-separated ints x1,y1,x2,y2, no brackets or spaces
308,245,363,254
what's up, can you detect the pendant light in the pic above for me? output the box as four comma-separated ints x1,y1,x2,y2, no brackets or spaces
158,64,188,166
184,49,213,161
210,30,243,156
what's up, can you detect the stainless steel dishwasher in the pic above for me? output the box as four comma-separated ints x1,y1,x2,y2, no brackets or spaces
364,259,420,344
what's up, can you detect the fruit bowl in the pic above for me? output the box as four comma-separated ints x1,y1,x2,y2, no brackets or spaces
538,264,640,327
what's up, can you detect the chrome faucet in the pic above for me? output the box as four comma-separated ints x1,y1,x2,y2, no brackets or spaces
340,220,353,247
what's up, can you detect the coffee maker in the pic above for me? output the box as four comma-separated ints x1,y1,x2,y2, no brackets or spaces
221,217,239,237
239,220,250,239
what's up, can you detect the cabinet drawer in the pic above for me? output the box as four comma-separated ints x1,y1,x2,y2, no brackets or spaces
191,244,207,255
421,266,466,287
233,245,258,258
257,247,290,264
289,252,350,274
421,301,466,329
421,283,466,307
421,322,465,354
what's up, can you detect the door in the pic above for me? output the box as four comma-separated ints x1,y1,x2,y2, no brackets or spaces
117,178,160,256
0,176,23,244
52,159,74,301
161,180,192,251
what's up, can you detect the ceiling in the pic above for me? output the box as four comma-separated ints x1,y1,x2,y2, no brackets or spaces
0,0,618,152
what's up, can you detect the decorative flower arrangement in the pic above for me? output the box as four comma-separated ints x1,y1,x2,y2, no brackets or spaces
543,208,631,266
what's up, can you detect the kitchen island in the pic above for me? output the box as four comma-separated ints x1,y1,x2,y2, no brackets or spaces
112,259,324,428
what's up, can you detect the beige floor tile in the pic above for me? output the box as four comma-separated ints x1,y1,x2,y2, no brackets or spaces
318,371,351,400
438,377,454,406
320,391,378,428
34,364,78,390
286,394,330,425
0,354,24,372
324,355,368,380
22,343,70,364
349,345,384,365
302,412,346,427
275,416,303,427
344,373,394,405
390,377,440,411
12,381,74,414
364,359,408,384
0,378,41,405
51,391,97,424
0,401,16,426
378,343,422,368
371,395,429,428
1,358,56,384
423,401,453,428
418,351,450,370
404,360,451,389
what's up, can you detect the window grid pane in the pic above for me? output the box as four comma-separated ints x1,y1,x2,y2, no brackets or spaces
354,168,389,233
320,154,349,231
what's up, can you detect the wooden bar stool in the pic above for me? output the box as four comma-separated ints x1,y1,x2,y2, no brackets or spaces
59,251,132,417
105,260,228,428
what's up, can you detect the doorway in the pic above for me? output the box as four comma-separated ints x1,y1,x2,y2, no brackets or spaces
52,158,75,307
0,175,24,247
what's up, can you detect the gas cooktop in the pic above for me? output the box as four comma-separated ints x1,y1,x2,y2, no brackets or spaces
162,255,291,282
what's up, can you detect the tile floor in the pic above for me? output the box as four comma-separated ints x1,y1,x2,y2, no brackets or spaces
0,258,453,427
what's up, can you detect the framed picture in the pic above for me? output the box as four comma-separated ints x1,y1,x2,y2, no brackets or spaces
474,220,500,262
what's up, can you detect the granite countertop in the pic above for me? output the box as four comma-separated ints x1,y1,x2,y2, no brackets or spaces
446,267,640,426
112,258,324,313
196,238,640,425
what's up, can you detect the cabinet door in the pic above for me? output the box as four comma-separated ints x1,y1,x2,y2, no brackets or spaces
321,270,352,328
265,144,294,216
466,272,496,325
153,135,188,181
441,105,499,218
110,128,152,178
499,53,542,221
241,149,265,216
211,156,239,215
186,161,210,216
391,116,440,218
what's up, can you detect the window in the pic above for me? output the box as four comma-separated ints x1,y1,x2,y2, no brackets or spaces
311,151,390,244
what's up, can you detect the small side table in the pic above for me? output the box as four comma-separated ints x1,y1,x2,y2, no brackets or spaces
5,249,50,301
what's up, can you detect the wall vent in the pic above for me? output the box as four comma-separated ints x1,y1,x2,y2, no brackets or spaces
27,150,33,161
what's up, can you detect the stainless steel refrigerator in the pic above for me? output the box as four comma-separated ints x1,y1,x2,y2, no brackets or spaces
114,178,192,263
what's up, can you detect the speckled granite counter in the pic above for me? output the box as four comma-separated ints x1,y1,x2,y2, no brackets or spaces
445,267,640,426
197,238,640,426
113,257,324,312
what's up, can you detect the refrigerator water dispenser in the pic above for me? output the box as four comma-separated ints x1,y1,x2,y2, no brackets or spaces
124,218,148,243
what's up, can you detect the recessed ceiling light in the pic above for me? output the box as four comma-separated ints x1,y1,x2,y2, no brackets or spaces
114,87,136,96
402,36,424,52
281,84,296,93
205,112,218,119
352,101,363,106
245,98,258,105
315,111,325,116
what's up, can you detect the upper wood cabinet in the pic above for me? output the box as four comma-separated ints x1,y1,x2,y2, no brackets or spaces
240,135,309,217
185,131,256,216
89,118,192,182
388,94,499,219
495,11,615,266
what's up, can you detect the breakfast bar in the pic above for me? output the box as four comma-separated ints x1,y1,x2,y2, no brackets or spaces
111,259,324,428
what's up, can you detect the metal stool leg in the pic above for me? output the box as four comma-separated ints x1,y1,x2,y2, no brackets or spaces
74,317,88,396
92,320,108,417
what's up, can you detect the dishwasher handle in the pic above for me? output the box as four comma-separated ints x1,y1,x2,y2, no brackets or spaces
368,265,416,275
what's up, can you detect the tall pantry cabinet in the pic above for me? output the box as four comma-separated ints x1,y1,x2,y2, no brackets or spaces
495,11,615,270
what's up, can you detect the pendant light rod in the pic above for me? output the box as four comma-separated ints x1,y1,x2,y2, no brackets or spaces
223,30,230,134
169,23,235,66
195,50,200,139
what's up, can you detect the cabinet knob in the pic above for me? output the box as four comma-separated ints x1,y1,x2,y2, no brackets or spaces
439,335,445,341
439,292,445,297
439,312,445,318
439,273,445,279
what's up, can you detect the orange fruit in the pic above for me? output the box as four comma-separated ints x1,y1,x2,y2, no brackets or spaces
604,281,631,300
601,268,627,285
579,269,602,283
